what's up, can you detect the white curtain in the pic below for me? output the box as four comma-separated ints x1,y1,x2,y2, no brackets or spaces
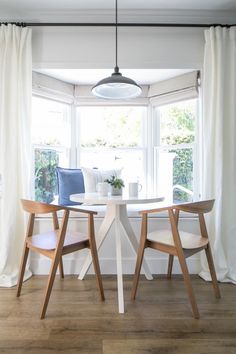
200,26,236,283
0,24,32,287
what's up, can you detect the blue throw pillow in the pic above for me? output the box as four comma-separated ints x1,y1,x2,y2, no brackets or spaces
56,167,85,206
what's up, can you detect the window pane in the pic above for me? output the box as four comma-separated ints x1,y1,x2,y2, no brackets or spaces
79,106,144,148
156,147,194,203
159,99,196,146
34,149,59,203
80,149,145,187
156,99,197,202
32,97,71,202
32,96,70,147
78,106,146,189
172,147,194,202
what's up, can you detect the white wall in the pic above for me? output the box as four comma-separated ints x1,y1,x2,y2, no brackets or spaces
31,26,205,275
32,26,205,69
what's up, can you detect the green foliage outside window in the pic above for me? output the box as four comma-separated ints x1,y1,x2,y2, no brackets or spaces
34,149,59,203
171,141,193,202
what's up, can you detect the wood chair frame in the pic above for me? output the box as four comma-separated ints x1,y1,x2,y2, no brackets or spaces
16,199,104,319
131,200,221,319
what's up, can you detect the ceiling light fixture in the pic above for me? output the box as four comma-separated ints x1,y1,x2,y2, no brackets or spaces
91,0,142,100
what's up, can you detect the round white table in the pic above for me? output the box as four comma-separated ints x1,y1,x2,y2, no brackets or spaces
70,192,164,313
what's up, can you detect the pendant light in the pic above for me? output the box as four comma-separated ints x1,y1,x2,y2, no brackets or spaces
92,0,142,100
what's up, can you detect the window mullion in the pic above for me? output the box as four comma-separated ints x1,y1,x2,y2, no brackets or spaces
151,106,161,194
70,103,77,168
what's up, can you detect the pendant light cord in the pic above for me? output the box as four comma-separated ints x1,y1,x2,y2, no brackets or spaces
115,0,119,72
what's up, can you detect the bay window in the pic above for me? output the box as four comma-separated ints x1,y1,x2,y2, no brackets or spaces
31,71,199,205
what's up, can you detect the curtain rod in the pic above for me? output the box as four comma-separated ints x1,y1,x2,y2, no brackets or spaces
0,22,235,28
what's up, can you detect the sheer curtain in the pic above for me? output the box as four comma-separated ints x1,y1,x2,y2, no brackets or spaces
200,26,236,283
0,24,32,287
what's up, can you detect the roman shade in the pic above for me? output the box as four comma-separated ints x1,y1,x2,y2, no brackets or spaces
148,71,199,106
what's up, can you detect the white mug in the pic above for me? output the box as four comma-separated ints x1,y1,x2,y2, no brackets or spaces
97,182,109,196
128,182,142,197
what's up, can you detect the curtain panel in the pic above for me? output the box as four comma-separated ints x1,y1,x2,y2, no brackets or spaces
0,24,32,287
201,26,236,283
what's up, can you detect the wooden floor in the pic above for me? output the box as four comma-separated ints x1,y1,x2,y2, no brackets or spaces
0,275,236,354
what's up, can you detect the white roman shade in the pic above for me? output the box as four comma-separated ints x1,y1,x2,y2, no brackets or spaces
148,71,199,106
32,71,199,106
32,71,75,104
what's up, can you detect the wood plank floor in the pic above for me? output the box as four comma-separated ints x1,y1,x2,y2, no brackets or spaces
0,275,235,353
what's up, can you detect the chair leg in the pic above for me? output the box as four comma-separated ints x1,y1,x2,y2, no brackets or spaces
58,257,64,279
167,255,174,279
205,245,221,299
87,214,104,301
40,257,60,319
131,214,148,301
16,245,29,297
177,253,199,319
131,241,146,301
90,246,105,301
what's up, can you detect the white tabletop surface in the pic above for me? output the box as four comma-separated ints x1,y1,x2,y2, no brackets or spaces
70,192,164,205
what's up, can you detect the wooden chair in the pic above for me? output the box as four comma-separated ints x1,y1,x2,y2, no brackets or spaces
16,199,105,319
131,200,220,319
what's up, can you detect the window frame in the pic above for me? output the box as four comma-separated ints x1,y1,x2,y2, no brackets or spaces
75,104,149,192
31,92,200,204
31,95,72,202
152,97,200,202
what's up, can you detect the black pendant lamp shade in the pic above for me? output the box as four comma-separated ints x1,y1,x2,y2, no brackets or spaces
92,66,142,99
92,0,142,100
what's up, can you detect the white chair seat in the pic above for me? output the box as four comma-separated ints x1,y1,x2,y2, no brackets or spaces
147,230,209,249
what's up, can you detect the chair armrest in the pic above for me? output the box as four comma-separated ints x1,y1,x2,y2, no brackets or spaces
174,200,215,214
64,206,98,215
139,203,175,215
139,200,215,216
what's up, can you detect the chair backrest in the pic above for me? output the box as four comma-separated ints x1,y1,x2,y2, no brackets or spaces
21,199,64,214
174,199,215,214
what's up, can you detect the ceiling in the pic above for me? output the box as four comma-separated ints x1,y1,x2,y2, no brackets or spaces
1,0,236,12
35,69,194,86
1,0,236,23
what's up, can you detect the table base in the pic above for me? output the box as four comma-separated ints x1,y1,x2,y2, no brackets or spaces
78,204,153,313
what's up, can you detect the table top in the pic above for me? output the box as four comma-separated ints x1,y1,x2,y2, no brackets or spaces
70,192,164,206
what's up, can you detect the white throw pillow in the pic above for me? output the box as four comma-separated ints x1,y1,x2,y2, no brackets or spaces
81,167,122,193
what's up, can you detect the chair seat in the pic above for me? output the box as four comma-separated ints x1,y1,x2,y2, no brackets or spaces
147,230,209,250
27,230,89,250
